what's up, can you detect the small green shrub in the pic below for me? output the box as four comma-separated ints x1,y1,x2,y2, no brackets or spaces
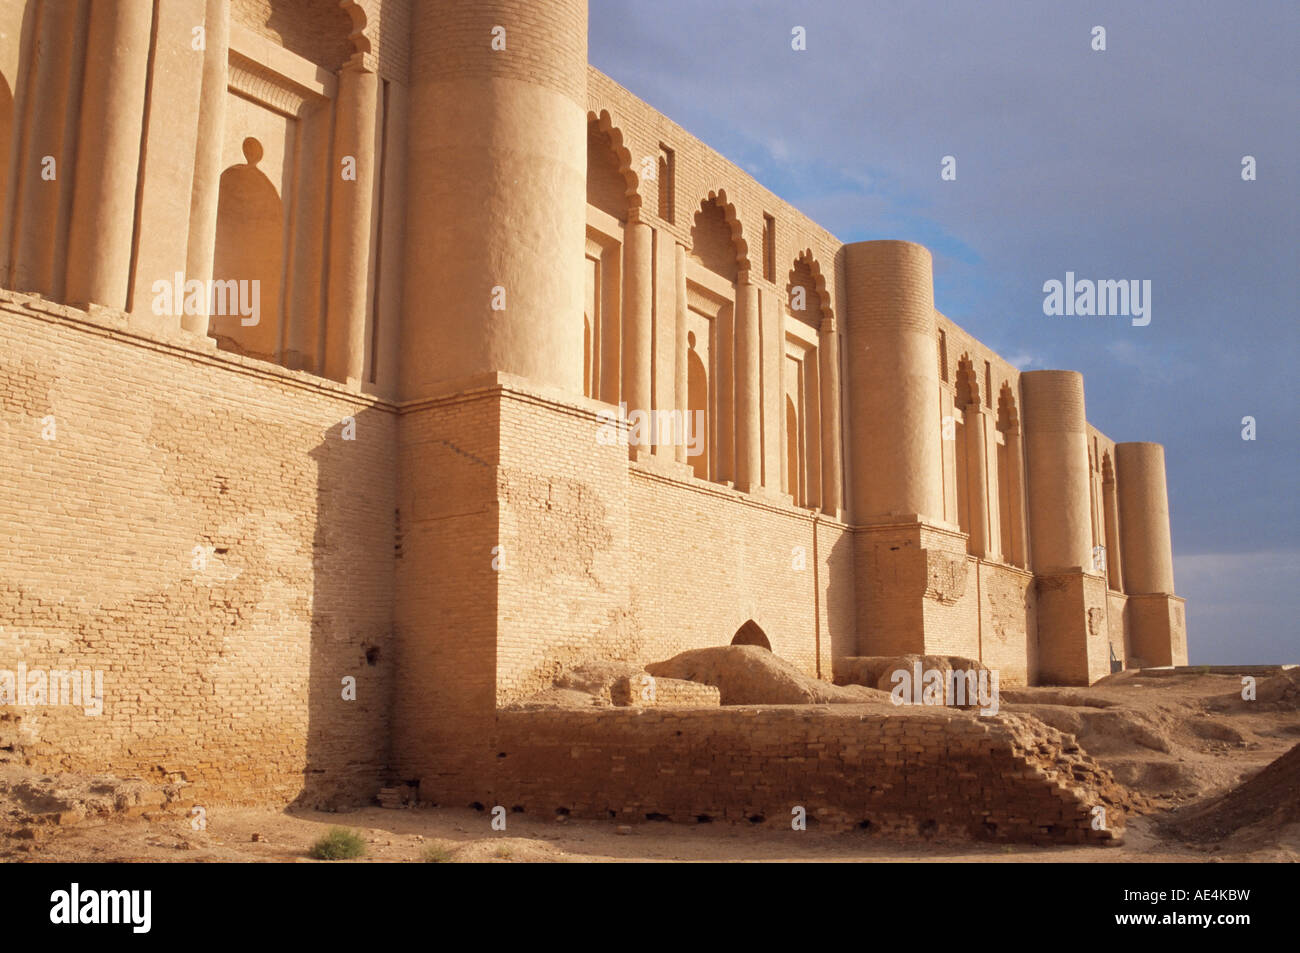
309,827,367,860
423,843,455,863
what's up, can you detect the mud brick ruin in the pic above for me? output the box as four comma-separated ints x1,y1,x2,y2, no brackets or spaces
0,1,1185,842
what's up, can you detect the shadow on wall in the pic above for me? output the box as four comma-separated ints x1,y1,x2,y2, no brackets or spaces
211,137,282,361
298,406,395,809
0,2,63,294
0,68,11,255
826,531,856,667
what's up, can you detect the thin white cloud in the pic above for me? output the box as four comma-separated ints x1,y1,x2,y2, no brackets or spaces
1107,339,1142,367
1003,350,1041,371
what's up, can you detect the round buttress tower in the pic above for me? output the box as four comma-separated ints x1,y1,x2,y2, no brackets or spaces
402,0,588,398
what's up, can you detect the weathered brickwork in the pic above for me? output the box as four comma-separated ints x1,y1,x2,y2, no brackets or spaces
0,294,395,807
487,707,1127,845
495,388,633,703
0,1,1187,834
627,470,854,681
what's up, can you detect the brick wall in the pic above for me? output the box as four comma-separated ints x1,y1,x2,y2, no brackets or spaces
0,293,396,807
413,0,587,105
627,467,854,680
588,69,844,313
495,386,632,702
980,563,1037,687
487,706,1126,844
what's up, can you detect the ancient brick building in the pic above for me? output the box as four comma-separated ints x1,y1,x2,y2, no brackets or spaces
0,0,1185,814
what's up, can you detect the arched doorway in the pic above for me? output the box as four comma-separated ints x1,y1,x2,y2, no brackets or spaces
731,619,771,650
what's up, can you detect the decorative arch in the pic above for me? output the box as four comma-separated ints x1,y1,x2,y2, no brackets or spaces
339,0,372,58
786,249,833,329
689,188,749,278
1099,448,1121,588
731,619,771,651
256,0,354,71
995,380,1027,567
996,381,1019,432
586,109,641,218
955,354,979,409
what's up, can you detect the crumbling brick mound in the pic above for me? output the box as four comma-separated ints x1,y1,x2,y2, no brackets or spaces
1200,667,1300,713
506,661,644,709
995,712,1139,828
1008,701,1204,804
1013,705,1173,756
0,764,183,854
555,662,645,701
490,707,1133,845
999,688,1119,708
1256,669,1300,708
609,675,719,708
645,646,887,706
834,654,991,707
506,662,721,710
1167,742,1300,843
1002,673,1300,808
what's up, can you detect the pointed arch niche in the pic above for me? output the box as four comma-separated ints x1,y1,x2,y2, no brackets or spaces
952,355,978,546
731,619,771,650
1101,449,1123,589
781,252,835,510
684,193,747,486
996,381,1028,567
584,111,636,404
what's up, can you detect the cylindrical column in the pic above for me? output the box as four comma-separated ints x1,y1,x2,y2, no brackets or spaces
674,242,689,466
183,0,230,336
1020,370,1093,572
65,0,153,310
1005,424,1028,567
622,219,653,451
402,0,587,399
12,0,83,298
324,61,379,387
818,316,843,516
1115,442,1176,593
965,405,990,556
1103,473,1124,588
842,240,942,520
735,279,762,492
282,102,331,370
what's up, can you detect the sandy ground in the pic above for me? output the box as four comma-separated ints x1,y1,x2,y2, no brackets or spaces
6,801,1299,864
3,670,1297,863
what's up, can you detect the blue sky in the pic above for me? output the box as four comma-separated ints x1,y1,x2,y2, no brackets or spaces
590,0,1299,664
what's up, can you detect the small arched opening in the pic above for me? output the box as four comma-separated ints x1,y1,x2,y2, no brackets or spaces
731,619,771,651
